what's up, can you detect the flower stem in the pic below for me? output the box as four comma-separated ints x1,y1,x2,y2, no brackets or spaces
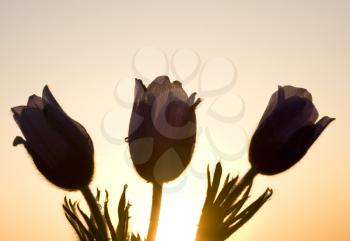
242,167,258,185
146,183,163,241
235,167,258,194
81,186,109,241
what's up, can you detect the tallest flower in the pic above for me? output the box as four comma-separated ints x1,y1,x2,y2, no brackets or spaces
128,75,201,184
128,75,201,241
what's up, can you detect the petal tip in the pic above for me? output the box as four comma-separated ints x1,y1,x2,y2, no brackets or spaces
154,75,170,84
134,79,146,102
192,98,202,109
42,85,63,110
135,78,146,90
11,107,18,114
11,106,25,116
27,95,43,108
277,85,285,103
42,85,51,97
188,92,197,105
172,80,182,87
306,116,335,147
318,116,336,127
13,136,25,146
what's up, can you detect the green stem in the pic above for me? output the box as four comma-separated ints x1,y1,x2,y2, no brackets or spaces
81,186,109,241
146,183,163,241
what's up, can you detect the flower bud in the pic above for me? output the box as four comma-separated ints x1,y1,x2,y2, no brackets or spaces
12,86,94,190
127,76,201,184
249,85,334,175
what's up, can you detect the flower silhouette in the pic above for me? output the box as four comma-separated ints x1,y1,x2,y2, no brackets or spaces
12,86,94,190
249,85,335,175
128,76,201,184
102,47,245,191
10,66,336,241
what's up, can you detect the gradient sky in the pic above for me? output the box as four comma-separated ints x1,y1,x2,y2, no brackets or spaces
1,1,349,241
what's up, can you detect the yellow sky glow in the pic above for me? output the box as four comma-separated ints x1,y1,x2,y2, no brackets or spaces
0,1,349,241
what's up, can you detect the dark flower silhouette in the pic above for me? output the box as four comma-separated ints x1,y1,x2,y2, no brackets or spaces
8,81,336,241
127,75,201,241
12,86,94,190
249,85,335,175
128,75,201,184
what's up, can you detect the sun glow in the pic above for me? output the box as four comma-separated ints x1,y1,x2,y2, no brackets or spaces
156,192,202,241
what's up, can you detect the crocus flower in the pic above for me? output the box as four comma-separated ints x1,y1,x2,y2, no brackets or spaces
249,85,334,175
127,75,201,184
12,86,94,190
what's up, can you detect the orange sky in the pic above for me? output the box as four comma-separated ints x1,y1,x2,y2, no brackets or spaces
0,1,349,241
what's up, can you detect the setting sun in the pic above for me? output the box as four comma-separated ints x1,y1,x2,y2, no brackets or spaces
156,194,200,241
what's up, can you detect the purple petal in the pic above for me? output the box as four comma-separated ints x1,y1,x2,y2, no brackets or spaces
316,116,335,128
43,103,92,149
41,85,91,146
169,80,188,101
13,136,26,146
259,97,319,142
134,78,146,104
188,92,202,110
153,75,171,86
42,85,64,112
71,119,94,153
259,87,282,126
147,76,188,101
147,76,172,102
11,106,26,124
27,95,44,110
277,85,285,104
153,97,196,140
284,116,334,163
259,86,314,127
282,85,312,100
306,116,335,147
147,76,171,95
188,93,196,105
191,98,202,110
19,107,68,167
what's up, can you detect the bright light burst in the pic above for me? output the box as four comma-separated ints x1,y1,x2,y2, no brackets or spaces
156,193,201,241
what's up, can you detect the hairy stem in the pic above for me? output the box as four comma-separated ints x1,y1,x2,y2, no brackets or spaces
146,183,163,241
231,167,258,199
81,186,109,241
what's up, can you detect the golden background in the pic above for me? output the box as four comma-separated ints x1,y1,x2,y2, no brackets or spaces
0,1,349,240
